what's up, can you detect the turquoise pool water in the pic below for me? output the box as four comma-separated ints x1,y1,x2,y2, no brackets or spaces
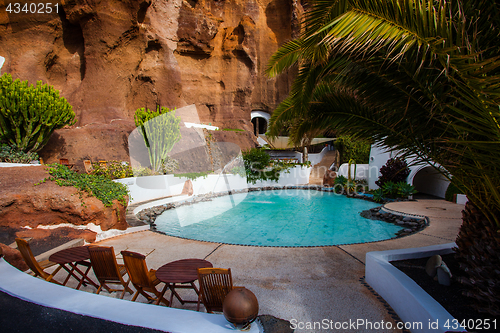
154,190,403,247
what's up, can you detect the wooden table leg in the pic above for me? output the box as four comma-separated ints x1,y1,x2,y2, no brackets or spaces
59,264,81,286
155,283,170,306
168,282,201,306
169,283,185,305
59,262,98,290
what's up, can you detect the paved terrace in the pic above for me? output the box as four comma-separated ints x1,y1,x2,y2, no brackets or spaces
95,198,463,332
1,198,464,333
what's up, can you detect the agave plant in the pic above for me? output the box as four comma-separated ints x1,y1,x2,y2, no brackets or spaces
381,181,398,199
396,182,417,199
372,188,385,203
266,0,500,315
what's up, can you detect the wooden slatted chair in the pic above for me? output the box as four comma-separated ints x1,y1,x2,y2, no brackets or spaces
197,267,235,313
59,158,74,170
15,238,62,284
83,160,93,174
88,246,133,298
121,251,169,306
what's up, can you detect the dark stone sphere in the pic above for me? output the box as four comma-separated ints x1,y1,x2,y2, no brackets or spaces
223,288,259,329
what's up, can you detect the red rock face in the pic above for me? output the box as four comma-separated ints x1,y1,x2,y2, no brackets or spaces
0,0,300,163
0,167,128,232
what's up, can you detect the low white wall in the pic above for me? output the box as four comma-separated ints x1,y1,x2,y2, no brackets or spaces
308,147,328,165
456,194,468,205
0,162,42,167
0,259,260,333
337,163,370,180
365,243,456,333
251,165,311,188
116,166,312,204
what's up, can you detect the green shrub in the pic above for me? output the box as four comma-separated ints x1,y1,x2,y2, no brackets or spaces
372,181,416,202
0,143,38,163
0,73,76,152
221,128,244,132
230,166,246,177
39,164,129,207
375,157,410,188
335,135,371,164
382,181,398,198
132,166,159,177
160,156,179,174
396,181,417,198
372,188,385,203
134,106,181,172
90,161,134,179
242,148,297,184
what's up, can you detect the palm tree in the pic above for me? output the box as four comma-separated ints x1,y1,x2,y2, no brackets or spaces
266,0,500,315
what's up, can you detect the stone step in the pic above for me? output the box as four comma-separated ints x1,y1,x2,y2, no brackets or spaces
309,150,338,185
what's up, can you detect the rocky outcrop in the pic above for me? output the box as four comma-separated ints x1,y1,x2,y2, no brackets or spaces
0,0,301,164
0,167,128,233
0,243,28,272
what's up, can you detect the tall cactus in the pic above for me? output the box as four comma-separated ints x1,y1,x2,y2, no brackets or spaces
0,73,76,152
134,106,181,172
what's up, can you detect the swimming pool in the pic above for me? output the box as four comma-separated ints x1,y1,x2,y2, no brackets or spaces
154,190,404,247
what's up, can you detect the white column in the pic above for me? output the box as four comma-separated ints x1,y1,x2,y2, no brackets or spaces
0,56,5,73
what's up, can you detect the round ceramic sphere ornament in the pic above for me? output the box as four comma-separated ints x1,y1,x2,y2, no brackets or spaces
223,287,259,330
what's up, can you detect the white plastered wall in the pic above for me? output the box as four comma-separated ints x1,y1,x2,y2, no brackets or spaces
368,144,450,198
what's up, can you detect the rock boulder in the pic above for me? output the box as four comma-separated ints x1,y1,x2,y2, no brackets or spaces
0,166,128,232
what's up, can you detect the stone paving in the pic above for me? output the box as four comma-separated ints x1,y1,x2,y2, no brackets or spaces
50,198,464,333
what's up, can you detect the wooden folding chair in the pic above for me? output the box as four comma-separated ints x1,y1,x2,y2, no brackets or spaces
88,246,133,298
15,238,62,284
197,268,235,313
83,160,93,174
121,251,169,306
59,158,74,170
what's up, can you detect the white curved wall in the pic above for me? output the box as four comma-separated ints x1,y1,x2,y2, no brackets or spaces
368,145,449,198
115,165,312,204
250,111,271,122
409,166,449,198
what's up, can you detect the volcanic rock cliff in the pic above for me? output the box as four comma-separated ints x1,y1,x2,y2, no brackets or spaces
0,0,301,164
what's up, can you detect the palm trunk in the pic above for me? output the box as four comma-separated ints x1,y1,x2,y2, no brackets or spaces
454,201,500,316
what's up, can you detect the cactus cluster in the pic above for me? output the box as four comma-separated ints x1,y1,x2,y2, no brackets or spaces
134,106,181,172
0,73,76,152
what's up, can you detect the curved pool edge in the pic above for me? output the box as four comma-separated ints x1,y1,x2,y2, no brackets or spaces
133,186,427,248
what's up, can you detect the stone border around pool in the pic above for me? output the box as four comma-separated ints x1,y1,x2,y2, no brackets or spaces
134,185,429,248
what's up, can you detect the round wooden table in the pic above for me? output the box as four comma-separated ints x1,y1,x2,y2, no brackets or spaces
49,246,97,290
155,259,212,307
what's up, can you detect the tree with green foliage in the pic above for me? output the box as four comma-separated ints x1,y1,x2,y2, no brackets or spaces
0,73,76,152
335,135,370,164
266,0,500,315
242,148,297,184
134,106,181,173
